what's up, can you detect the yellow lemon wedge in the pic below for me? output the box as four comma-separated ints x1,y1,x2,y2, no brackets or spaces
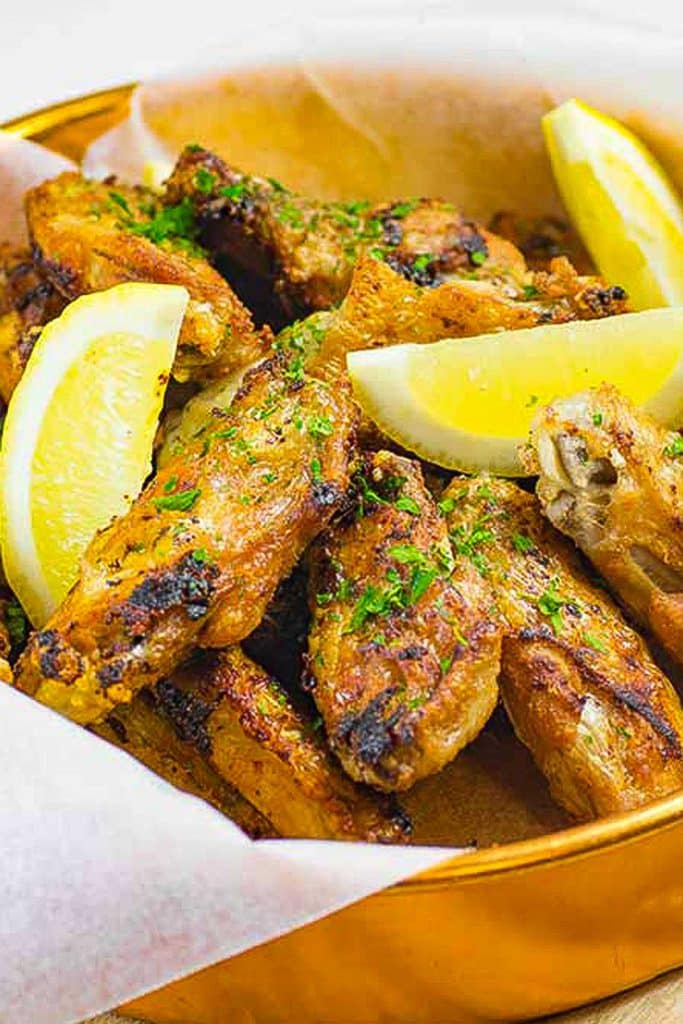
0,282,188,626
347,307,683,477
543,98,683,311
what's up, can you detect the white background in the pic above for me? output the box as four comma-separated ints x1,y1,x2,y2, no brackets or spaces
0,0,678,123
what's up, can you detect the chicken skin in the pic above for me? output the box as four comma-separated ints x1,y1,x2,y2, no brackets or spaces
95,689,275,838
0,244,66,403
441,476,683,819
25,172,266,381
530,385,683,671
153,647,410,842
306,451,501,792
14,358,357,724
165,147,628,330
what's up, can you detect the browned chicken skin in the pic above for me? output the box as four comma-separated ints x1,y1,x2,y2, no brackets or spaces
154,647,410,842
14,358,357,724
95,689,275,838
0,244,66,403
442,476,683,819
306,451,501,792
24,172,266,380
531,385,683,672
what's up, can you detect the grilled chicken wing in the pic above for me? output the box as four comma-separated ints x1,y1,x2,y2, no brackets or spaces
306,451,501,792
442,476,683,819
530,385,683,670
0,244,66,403
165,147,627,328
94,690,275,838
152,647,410,842
24,172,266,381
14,358,357,724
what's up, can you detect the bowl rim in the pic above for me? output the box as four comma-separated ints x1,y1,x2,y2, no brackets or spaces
6,81,683,894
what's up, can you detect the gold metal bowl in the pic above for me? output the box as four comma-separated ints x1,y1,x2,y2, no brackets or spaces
5,73,683,1023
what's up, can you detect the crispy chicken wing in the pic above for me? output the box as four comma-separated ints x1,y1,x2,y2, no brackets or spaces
95,690,275,838
153,647,410,842
306,451,501,792
531,385,683,669
273,256,628,383
442,476,683,819
165,147,627,328
488,211,594,275
0,244,66,403
25,172,266,380
14,358,357,724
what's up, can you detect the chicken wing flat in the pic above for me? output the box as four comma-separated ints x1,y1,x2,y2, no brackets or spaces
0,244,66,403
273,256,628,383
14,358,357,724
441,476,683,819
25,172,266,380
164,146,529,316
95,690,275,838
306,451,501,792
152,647,410,842
488,211,594,274
530,385,683,670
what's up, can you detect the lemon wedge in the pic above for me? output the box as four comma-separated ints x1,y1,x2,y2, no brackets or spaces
347,307,683,477
0,282,188,626
543,98,683,311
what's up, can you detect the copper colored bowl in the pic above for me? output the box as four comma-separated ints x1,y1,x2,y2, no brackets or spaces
6,32,683,1019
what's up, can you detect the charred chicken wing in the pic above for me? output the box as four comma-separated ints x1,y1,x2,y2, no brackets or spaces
25,172,266,380
306,451,501,792
14,358,357,724
531,385,683,670
441,476,683,819
153,647,410,842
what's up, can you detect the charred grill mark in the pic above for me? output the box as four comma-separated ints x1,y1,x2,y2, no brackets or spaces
153,677,216,756
97,660,125,690
610,684,682,756
335,688,412,769
119,552,219,631
36,629,82,683
312,481,342,508
581,284,628,315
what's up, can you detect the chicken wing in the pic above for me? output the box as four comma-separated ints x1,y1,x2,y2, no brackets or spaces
164,146,528,316
25,173,266,381
14,357,358,724
306,451,501,792
0,244,66,403
275,256,628,383
152,647,410,842
441,476,683,819
94,690,275,838
530,385,683,670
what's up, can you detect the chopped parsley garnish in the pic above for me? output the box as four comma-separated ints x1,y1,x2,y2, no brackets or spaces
583,632,608,654
616,725,632,740
108,190,131,214
193,168,216,194
438,655,453,676
388,544,428,565
239,495,252,506
263,470,278,484
412,253,433,273
395,494,420,515
512,532,534,554
469,249,487,266
153,487,201,512
450,518,495,575
592,412,603,426
525,394,539,408
276,202,305,229
220,181,250,202
664,435,683,458
310,458,323,483
390,200,419,218
522,284,539,300
163,475,178,493
316,592,333,606
5,597,28,650
437,495,461,515
537,578,570,633
475,484,496,502
267,176,286,192
126,197,199,251
192,548,212,565
307,415,334,439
